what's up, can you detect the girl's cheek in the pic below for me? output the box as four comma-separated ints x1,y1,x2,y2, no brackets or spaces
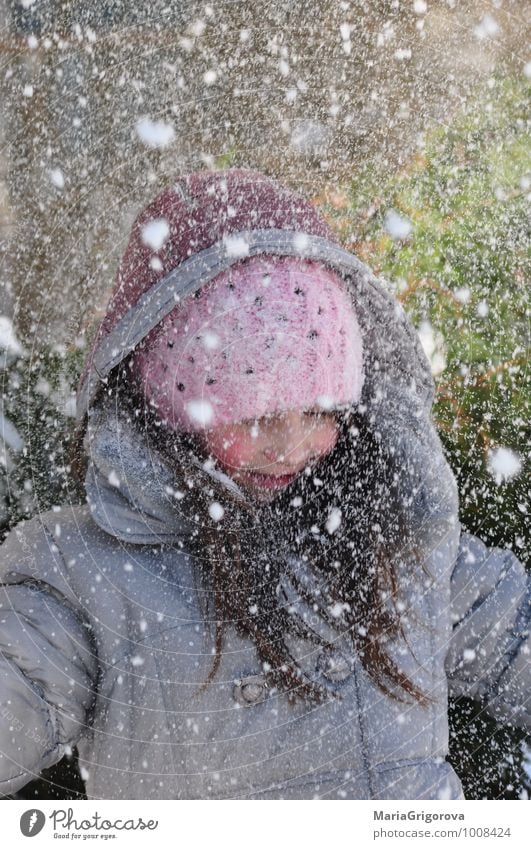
203,428,257,470
313,423,339,457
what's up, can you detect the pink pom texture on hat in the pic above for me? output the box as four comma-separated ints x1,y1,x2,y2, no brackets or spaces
130,255,364,431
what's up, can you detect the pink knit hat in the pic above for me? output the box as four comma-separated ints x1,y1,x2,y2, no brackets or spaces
130,254,364,432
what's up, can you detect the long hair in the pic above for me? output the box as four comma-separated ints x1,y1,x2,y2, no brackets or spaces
86,359,432,709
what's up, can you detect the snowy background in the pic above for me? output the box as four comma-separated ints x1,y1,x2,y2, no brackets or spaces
0,0,529,799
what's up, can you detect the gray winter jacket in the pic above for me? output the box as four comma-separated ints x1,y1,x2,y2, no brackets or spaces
1,221,529,800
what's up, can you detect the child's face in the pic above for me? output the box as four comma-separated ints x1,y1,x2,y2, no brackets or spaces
200,409,339,501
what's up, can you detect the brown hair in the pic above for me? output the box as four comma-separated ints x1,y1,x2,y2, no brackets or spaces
70,359,433,709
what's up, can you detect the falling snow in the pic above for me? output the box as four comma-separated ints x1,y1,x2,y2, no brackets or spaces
48,168,65,189
141,218,170,251
487,447,522,483
135,117,176,148
383,209,413,240
417,320,447,376
208,501,224,522
0,316,24,356
290,119,329,156
201,330,221,350
185,399,214,426
325,507,342,534
454,287,471,304
223,234,250,258
316,395,334,410
0,1,528,805
474,15,500,41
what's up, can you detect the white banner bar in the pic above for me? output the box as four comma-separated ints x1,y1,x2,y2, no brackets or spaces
3,799,529,848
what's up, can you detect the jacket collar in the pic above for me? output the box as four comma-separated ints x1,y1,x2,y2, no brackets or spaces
83,394,247,545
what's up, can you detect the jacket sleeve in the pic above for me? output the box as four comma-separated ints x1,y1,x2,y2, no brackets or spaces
0,578,97,797
446,532,531,731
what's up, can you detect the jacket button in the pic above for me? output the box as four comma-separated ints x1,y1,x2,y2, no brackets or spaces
233,675,268,706
317,649,352,683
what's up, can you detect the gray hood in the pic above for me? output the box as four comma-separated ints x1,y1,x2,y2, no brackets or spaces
81,229,457,547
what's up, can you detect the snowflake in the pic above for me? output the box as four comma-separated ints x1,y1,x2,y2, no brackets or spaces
141,218,170,251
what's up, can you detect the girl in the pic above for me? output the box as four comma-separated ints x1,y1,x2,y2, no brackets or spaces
0,169,529,800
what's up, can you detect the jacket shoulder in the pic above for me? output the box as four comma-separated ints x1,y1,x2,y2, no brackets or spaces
0,504,118,601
